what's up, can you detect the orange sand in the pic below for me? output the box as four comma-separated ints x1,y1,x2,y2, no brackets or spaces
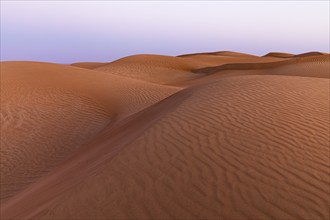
1,51,329,219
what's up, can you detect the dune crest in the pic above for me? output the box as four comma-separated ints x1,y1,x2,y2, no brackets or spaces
192,54,329,79
263,52,294,58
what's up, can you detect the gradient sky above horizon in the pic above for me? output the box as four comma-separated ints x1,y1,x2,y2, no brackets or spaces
1,1,329,63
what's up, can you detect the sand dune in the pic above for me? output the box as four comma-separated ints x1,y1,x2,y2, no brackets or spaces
293,51,327,58
192,54,329,78
0,61,179,203
177,50,260,57
77,52,287,84
71,62,107,69
263,52,295,58
1,51,329,220
93,54,202,84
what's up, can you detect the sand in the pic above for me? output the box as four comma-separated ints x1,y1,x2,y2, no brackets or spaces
0,51,329,220
71,62,107,69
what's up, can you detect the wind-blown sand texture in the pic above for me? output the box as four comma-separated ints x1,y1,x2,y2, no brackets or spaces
1,51,329,220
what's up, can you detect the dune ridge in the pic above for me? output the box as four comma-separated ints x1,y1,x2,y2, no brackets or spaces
192,54,329,79
1,51,329,220
177,51,259,57
263,52,295,58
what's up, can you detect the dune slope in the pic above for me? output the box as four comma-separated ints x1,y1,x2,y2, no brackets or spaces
0,61,179,203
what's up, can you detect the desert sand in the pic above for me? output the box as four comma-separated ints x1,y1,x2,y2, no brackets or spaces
0,51,329,219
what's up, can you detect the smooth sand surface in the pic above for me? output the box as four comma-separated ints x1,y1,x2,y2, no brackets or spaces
1,51,329,219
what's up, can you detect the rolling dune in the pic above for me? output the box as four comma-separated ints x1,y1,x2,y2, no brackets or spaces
0,61,179,203
263,52,327,58
74,52,288,84
177,51,260,57
1,51,329,220
93,54,202,84
263,52,295,58
191,54,329,81
293,51,327,58
71,62,107,69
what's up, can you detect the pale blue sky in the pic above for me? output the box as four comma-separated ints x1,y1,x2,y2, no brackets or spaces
1,1,329,63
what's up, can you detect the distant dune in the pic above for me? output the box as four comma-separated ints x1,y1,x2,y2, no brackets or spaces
72,53,287,84
177,50,259,57
1,51,329,220
263,51,327,58
263,52,295,58
192,54,329,79
71,62,107,69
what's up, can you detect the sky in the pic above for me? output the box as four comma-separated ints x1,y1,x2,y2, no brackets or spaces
1,1,329,63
